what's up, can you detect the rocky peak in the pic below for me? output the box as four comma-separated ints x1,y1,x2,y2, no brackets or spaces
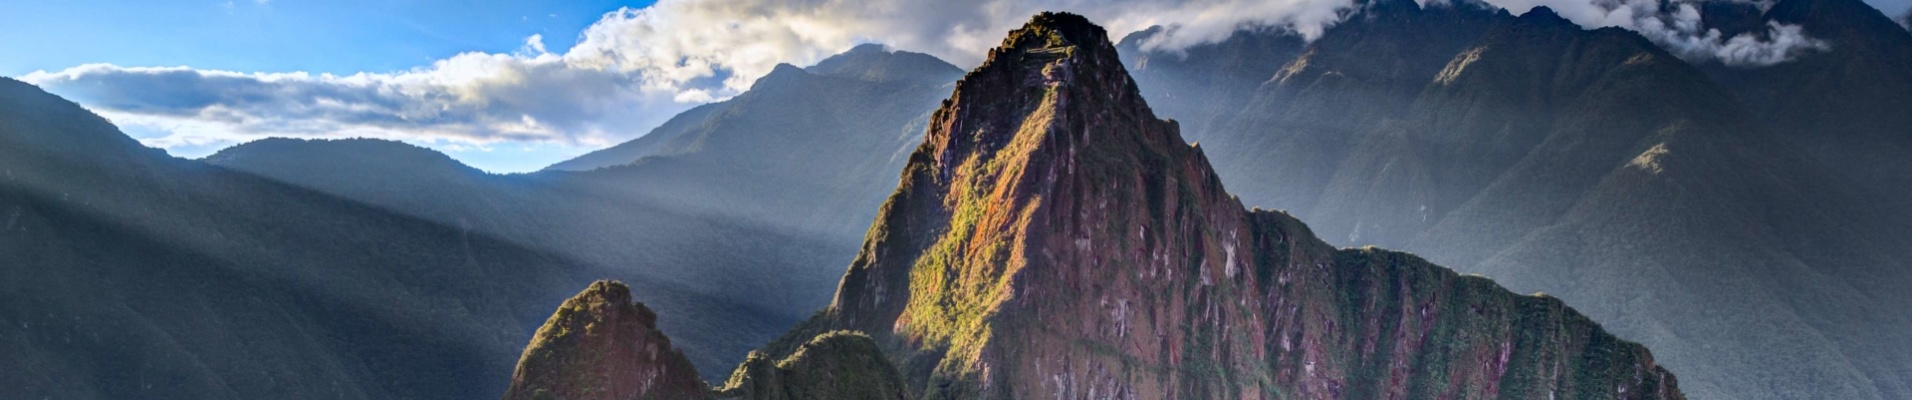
503,280,708,400
504,282,914,400
917,11,1172,181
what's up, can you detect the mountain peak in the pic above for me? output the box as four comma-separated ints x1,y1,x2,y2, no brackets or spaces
804,43,963,83
824,12,1681,399
919,11,1167,175
0,78,166,167
1767,0,1912,47
978,11,1123,75
208,138,479,175
1517,5,1570,25
502,280,707,400
845,42,888,54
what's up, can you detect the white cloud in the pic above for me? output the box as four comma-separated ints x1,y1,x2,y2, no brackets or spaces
1485,0,1827,66
558,0,1364,101
24,41,691,153
23,0,1365,164
21,0,1844,170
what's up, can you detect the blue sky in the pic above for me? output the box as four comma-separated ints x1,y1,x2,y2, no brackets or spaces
1,0,662,173
5,0,1908,173
0,0,648,77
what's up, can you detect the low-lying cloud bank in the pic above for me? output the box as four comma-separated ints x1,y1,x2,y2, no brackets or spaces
19,0,1868,169
22,39,690,153
1492,0,1827,66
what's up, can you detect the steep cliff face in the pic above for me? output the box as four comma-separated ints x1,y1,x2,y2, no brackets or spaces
822,12,1681,400
504,281,709,400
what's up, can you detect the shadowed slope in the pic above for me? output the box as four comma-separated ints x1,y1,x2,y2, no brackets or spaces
0,77,606,399
1119,2,1912,398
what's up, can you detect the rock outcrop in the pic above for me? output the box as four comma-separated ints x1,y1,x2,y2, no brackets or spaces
715,331,908,400
504,281,709,400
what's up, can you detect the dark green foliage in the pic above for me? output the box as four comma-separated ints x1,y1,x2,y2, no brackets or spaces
504,281,710,400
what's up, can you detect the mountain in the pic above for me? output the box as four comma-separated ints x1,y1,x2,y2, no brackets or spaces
545,43,962,174
507,12,1685,400
206,45,965,378
1119,1,1912,399
1695,0,1912,216
503,281,709,400
503,281,909,400
538,43,964,243
205,137,816,379
0,77,621,399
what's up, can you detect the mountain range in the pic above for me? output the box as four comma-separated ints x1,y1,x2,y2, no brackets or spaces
1118,0,1912,398
505,13,1684,399
200,44,964,379
2,0,1909,398
0,77,597,399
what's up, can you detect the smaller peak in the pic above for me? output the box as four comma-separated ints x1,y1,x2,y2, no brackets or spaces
847,43,889,54
748,63,812,91
1114,25,1167,50
581,280,634,306
806,44,963,83
505,280,704,400
1519,6,1567,23
1360,0,1421,11
768,63,806,76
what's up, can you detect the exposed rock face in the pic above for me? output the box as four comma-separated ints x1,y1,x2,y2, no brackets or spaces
819,12,1683,400
505,281,709,400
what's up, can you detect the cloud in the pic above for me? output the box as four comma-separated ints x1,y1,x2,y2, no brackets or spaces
21,0,1840,168
23,0,1366,161
559,0,1362,100
1485,0,1827,66
24,41,690,152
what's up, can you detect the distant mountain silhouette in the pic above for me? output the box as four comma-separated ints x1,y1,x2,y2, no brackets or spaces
206,44,965,379
545,44,962,173
0,77,624,399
